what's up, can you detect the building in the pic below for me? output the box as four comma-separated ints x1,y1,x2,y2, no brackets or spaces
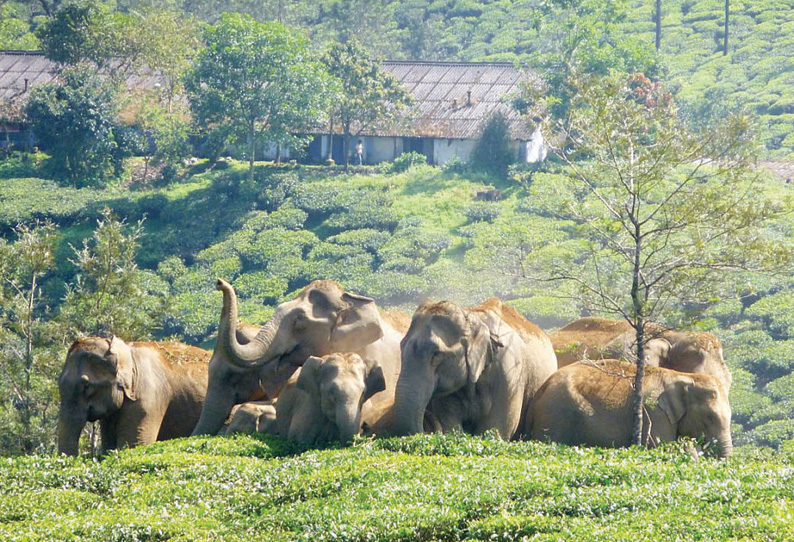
1,52,545,164
306,61,545,166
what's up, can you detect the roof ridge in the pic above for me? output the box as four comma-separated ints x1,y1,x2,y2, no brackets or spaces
380,60,517,67
0,50,46,56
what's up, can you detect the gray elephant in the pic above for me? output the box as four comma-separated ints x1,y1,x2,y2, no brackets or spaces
392,298,558,440
58,336,210,456
528,359,733,458
222,401,277,435
192,278,402,436
275,353,386,444
551,317,732,392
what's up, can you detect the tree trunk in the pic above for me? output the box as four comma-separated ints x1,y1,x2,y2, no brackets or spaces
655,0,662,51
630,215,645,445
723,0,729,55
343,129,351,174
327,117,335,163
249,119,255,184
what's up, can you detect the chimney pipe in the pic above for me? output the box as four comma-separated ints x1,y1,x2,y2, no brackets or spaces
24,78,29,93
467,90,472,106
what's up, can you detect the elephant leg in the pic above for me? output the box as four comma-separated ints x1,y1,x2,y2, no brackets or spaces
116,405,163,449
428,397,465,434
100,417,118,453
478,385,524,440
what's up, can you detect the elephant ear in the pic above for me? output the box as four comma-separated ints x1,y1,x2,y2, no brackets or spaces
296,356,323,394
657,377,692,428
362,358,386,401
107,336,137,401
644,337,671,367
330,292,384,352
461,314,497,386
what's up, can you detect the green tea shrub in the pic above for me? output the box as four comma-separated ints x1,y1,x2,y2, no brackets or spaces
465,201,500,223
441,155,468,174
390,151,427,173
326,228,392,253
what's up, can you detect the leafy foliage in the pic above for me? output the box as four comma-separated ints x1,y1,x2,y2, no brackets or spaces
471,112,514,178
184,14,330,179
24,67,134,186
0,433,792,540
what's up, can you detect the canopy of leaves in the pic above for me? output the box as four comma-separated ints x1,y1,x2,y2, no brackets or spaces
184,14,331,163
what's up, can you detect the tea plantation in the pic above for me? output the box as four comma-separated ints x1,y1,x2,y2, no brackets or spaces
0,433,792,541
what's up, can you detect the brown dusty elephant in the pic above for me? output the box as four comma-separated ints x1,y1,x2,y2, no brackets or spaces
527,359,733,458
58,337,210,456
192,278,403,436
392,298,558,440
550,318,732,392
221,401,277,435
274,353,386,444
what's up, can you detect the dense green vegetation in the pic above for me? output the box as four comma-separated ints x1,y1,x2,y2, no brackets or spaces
0,432,792,541
3,0,794,156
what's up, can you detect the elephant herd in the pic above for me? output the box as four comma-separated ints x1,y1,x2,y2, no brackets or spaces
57,279,734,458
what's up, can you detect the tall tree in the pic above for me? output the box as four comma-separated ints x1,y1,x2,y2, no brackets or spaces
185,13,330,181
723,0,729,55
655,0,661,50
322,39,412,171
25,66,137,185
0,221,62,454
529,71,787,446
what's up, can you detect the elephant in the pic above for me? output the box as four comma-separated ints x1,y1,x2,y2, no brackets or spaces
274,353,386,444
192,278,403,436
221,401,277,435
392,298,558,440
550,317,732,392
527,359,733,458
58,336,210,456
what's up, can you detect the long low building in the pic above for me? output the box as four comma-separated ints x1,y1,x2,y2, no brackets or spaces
304,60,546,166
0,51,546,165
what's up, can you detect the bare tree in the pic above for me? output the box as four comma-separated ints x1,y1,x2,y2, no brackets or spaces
530,72,788,445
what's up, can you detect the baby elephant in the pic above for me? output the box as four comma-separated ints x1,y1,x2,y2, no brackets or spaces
222,401,277,435
58,336,210,455
528,359,733,458
275,353,386,445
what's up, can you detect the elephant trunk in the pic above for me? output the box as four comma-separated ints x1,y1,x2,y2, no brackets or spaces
717,433,733,459
217,279,282,369
57,407,86,456
392,374,433,436
191,385,237,436
336,400,362,444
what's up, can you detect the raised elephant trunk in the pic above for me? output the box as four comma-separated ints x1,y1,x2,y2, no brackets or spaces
57,407,86,456
217,279,282,369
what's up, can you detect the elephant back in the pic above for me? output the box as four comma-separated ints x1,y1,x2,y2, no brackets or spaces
550,318,634,367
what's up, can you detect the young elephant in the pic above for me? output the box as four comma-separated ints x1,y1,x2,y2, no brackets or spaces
193,278,402,436
392,298,558,440
528,359,733,457
222,401,277,435
550,318,732,392
275,353,386,445
58,336,210,455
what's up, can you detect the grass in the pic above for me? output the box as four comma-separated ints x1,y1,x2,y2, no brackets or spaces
0,433,792,541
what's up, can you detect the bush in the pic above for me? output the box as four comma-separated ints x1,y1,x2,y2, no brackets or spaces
390,151,427,173
464,201,501,223
441,155,468,174
25,67,132,186
471,112,514,178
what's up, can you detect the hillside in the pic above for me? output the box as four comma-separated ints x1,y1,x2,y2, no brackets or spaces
1,159,793,450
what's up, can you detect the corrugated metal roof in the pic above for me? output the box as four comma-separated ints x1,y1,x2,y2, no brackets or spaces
1,52,535,140
367,61,536,140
